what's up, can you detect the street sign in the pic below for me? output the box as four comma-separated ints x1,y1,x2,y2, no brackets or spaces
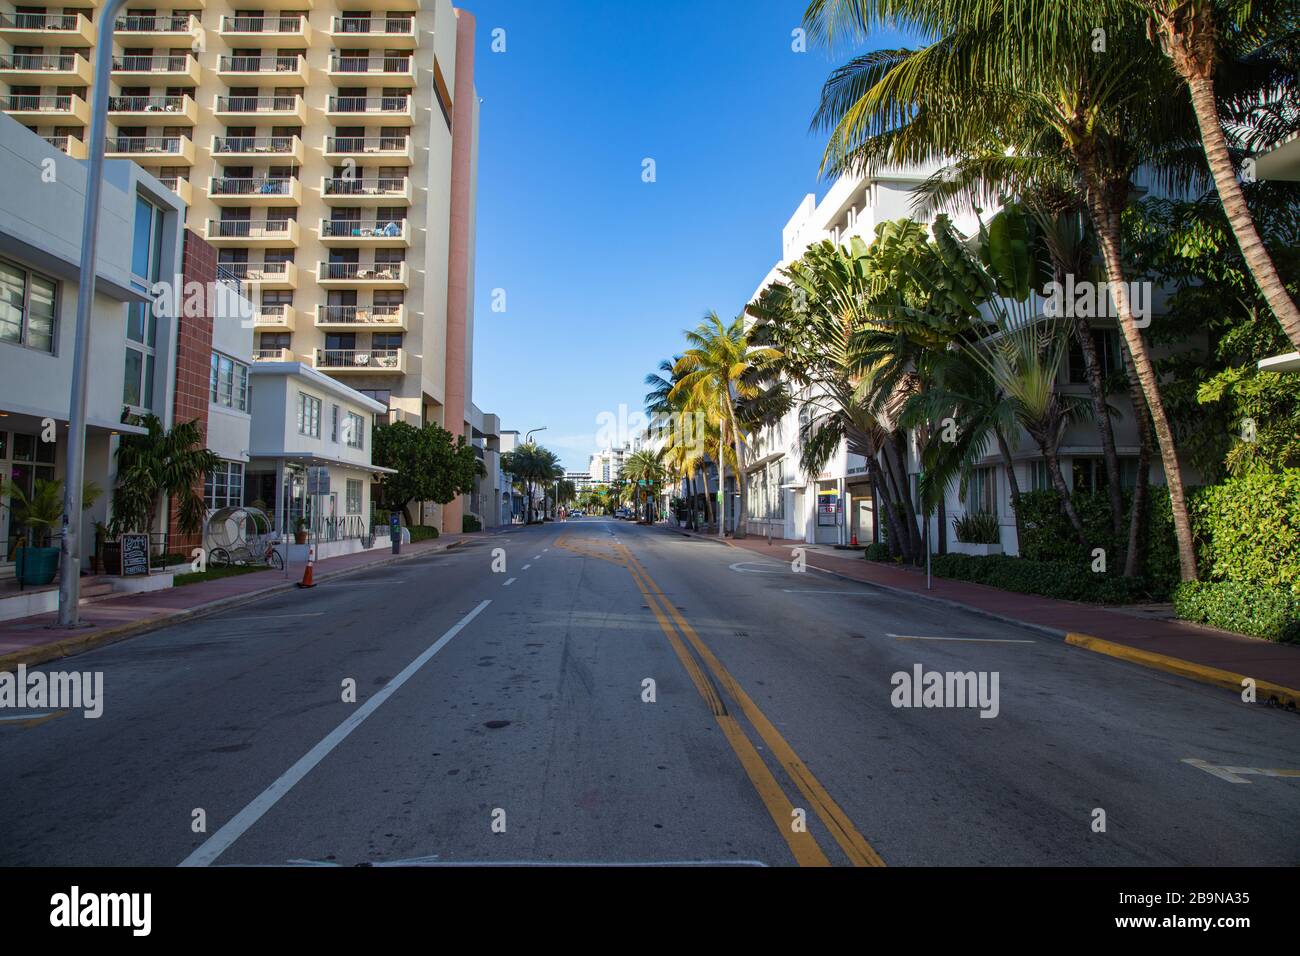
307,466,331,496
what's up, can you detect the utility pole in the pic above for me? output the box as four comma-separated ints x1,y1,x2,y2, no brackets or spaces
58,0,131,627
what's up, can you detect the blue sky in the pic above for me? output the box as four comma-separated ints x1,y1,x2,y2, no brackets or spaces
469,0,907,471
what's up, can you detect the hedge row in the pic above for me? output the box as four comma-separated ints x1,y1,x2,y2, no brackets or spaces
929,553,1150,604
1172,581,1300,644
408,525,440,543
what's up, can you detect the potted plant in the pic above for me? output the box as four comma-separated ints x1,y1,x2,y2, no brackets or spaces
294,516,309,544
2,477,102,586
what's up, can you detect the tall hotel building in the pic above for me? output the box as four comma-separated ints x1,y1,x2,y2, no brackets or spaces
0,0,480,532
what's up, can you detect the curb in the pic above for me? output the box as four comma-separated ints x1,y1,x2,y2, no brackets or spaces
664,527,1300,711
0,537,471,672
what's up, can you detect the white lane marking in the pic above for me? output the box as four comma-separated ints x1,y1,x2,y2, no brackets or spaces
782,589,870,594
223,612,326,622
533,555,542,560
543,549,549,553
729,561,789,575
522,564,532,571
889,634,1035,644
1181,758,1300,785
502,577,516,587
179,600,492,867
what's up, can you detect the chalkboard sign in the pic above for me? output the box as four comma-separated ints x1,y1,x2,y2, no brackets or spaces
119,533,150,577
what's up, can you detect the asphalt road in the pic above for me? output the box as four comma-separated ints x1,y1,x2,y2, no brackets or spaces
0,519,1295,866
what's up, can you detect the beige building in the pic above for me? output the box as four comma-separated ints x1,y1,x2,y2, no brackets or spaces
0,0,480,532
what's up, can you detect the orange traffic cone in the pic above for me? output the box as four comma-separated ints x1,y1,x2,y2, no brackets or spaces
297,546,316,588
850,532,859,547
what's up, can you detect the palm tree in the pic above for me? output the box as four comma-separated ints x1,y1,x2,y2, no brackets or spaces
623,449,666,522
1144,0,1300,352
803,0,1201,580
672,311,780,539
501,442,561,523
111,415,217,539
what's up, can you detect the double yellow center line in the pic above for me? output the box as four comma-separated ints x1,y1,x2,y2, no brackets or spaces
556,533,883,866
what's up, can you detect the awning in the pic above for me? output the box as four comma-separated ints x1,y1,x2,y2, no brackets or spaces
247,450,398,475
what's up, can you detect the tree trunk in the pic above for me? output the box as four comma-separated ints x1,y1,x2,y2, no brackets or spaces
726,402,747,539
1166,21,1300,352
1124,414,1153,579
1073,315,1125,540
865,453,905,558
995,429,1025,553
1037,435,1089,547
1085,186,1198,581
881,433,922,563
400,503,414,530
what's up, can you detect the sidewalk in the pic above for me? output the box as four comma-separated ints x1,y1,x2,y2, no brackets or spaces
674,528,1300,707
0,533,470,670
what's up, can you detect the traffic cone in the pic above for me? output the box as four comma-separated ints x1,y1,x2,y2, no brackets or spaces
297,546,316,588
851,532,859,547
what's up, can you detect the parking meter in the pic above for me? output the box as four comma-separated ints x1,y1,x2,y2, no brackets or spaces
390,512,401,554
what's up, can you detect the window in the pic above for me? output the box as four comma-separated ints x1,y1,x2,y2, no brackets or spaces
125,194,166,410
346,478,362,515
331,404,340,443
965,466,998,515
1028,460,1052,492
0,258,57,353
204,460,245,511
297,392,321,437
343,411,364,449
1068,329,1121,385
209,352,249,411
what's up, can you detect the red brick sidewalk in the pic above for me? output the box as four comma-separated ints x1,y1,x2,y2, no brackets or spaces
682,529,1300,701
0,534,470,669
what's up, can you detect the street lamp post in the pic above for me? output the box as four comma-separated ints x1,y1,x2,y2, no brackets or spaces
58,0,131,627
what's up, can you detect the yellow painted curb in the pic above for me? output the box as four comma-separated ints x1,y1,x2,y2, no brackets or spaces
1065,633,1300,709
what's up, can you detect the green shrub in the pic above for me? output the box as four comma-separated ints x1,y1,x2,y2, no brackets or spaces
952,511,1000,544
863,542,891,562
1173,580,1300,643
408,525,440,542
462,514,482,533
930,553,1150,604
1192,470,1300,596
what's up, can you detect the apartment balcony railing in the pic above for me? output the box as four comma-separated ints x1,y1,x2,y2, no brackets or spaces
111,54,200,85
254,347,295,363
105,135,196,164
216,53,307,84
212,93,306,122
107,93,197,125
0,52,93,84
327,54,413,85
1,93,90,125
219,14,312,42
325,94,412,121
219,261,298,289
212,134,304,162
316,261,408,287
209,176,303,206
314,304,407,330
114,13,199,36
204,218,301,247
156,176,193,205
328,15,416,47
326,0,417,10
320,176,411,205
313,348,405,374
319,218,408,246
253,304,296,330
43,134,89,160
323,135,412,162
0,11,95,45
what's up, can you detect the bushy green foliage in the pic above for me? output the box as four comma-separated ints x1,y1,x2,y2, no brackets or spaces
1015,489,1125,564
952,511,1000,545
1192,470,1300,596
373,421,481,526
1172,581,1300,644
863,542,891,562
931,553,1150,604
461,514,482,533
408,525,440,542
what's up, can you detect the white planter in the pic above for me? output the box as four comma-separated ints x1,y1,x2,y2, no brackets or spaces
951,541,1003,557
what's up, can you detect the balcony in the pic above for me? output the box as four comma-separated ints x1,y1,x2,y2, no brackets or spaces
212,134,304,163
0,52,93,85
319,218,409,248
1,93,90,126
326,53,414,86
111,53,201,86
326,0,416,10
253,304,296,331
156,175,193,206
107,93,197,126
327,16,417,48
254,347,296,363
219,14,312,44
321,176,411,206
114,13,202,42
106,135,197,165
314,348,406,375
315,304,407,331
323,134,412,164
216,53,307,85
325,93,412,123
213,93,306,123
317,261,408,289
44,134,88,160
219,261,298,291
209,176,302,207
0,11,94,46
205,218,301,248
